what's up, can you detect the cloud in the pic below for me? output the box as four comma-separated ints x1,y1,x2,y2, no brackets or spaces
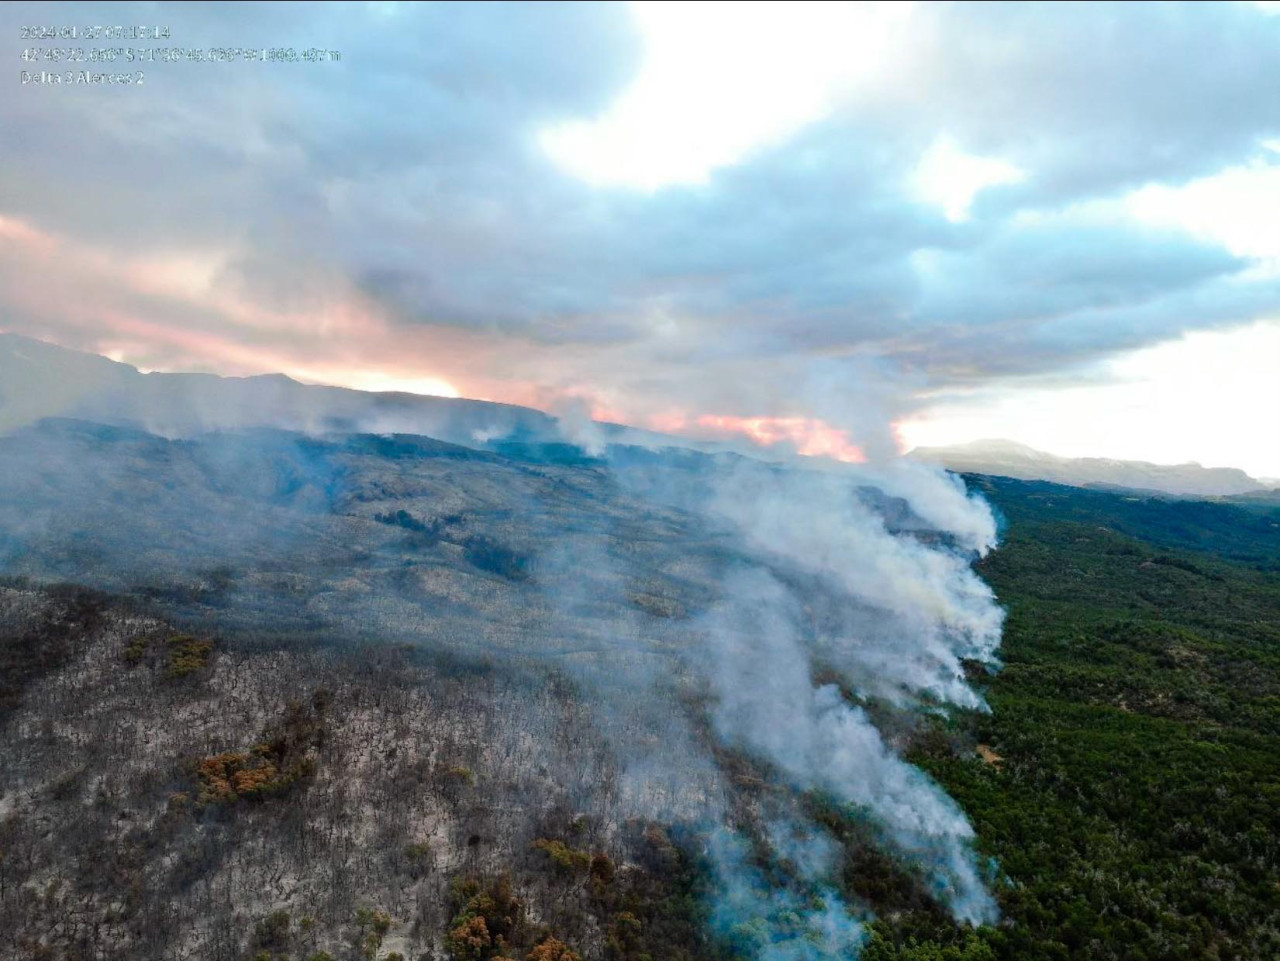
907,1,1280,203
2,1,1279,456
912,136,1026,223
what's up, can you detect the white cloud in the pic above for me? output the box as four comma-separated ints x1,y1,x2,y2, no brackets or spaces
4,1,1280,476
911,135,1026,222
1124,147,1280,271
540,1,914,189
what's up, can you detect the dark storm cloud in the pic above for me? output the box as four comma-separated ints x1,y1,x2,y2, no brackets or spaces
2,0,1279,431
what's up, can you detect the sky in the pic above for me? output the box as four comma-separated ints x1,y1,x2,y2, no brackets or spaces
2,1,1279,476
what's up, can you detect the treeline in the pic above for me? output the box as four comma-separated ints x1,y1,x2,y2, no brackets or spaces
856,478,1280,960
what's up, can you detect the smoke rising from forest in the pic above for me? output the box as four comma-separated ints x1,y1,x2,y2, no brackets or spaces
0,336,1006,957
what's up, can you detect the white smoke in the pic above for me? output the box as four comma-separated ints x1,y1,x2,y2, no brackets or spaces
709,829,867,961
705,460,1004,709
701,566,997,930
853,459,1000,556
604,445,1003,953
1,334,1010,954
551,396,608,456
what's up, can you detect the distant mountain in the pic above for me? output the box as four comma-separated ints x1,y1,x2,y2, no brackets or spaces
0,332,726,456
6,334,1266,501
0,332,571,448
911,438,1267,497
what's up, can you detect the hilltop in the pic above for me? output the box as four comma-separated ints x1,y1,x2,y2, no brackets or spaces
912,438,1267,498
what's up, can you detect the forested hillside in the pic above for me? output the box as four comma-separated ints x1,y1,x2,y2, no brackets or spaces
864,476,1280,961
1,473,1277,961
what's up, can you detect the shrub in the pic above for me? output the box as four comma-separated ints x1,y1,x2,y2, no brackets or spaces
192,700,324,805
462,535,532,581
531,839,590,876
122,637,147,665
526,936,582,961
589,853,616,885
446,876,524,960
165,634,214,677
251,909,291,953
448,915,491,961
354,907,392,959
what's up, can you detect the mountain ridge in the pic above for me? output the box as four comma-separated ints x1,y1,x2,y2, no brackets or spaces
5,332,1269,496
911,437,1267,497
0,331,565,447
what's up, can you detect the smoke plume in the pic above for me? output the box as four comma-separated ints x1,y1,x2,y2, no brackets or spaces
0,337,1006,955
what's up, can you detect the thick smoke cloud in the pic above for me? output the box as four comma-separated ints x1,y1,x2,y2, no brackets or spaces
672,454,1004,944
0,334,1012,954
704,572,995,924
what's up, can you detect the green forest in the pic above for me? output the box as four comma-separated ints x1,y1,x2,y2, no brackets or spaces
856,477,1280,961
